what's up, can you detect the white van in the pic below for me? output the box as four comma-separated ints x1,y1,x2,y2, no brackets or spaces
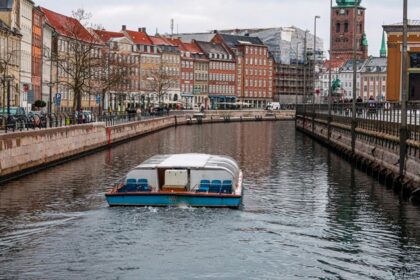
266,102,281,110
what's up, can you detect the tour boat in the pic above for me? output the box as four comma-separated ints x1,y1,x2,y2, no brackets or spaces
105,154,243,208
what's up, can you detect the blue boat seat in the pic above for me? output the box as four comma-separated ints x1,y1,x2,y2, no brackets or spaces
197,179,210,193
209,180,222,193
137,178,151,191
221,180,233,194
126,178,139,192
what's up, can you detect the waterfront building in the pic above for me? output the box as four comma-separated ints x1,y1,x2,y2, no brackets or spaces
383,21,420,101
42,7,104,111
19,0,34,111
359,56,387,101
330,0,368,62
218,27,322,104
123,27,161,108
165,38,209,109
212,33,273,108
149,35,181,106
338,59,366,100
41,21,53,107
319,60,343,101
0,0,21,107
195,41,236,109
31,6,42,103
91,28,139,111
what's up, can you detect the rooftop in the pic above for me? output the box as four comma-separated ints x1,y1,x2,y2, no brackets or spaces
93,29,124,43
41,7,99,43
133,153,240,177
217,33,264,48
125,29,153,45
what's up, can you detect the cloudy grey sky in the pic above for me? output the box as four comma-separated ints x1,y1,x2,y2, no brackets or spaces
35,0,419,58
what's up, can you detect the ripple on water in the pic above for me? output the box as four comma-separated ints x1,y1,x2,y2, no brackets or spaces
0,122,420,279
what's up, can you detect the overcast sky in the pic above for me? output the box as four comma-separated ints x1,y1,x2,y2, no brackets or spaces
35,0,420,58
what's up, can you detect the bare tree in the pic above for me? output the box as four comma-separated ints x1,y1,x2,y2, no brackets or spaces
94,51,135,114
146,62,179,107
0,34,20,110
52,8,104,112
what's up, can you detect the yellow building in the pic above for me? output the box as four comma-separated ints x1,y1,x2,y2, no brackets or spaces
0,6,21,108
384,21,420,101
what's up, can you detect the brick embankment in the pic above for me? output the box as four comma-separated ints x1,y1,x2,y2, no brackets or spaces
296,116,420,204
0,112,294,183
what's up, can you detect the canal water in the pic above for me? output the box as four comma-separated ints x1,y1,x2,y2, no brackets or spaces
1,121,420,279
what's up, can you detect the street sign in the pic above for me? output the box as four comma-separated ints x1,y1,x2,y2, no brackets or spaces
55,93,62,106
27,90,35,104
96,95,101,105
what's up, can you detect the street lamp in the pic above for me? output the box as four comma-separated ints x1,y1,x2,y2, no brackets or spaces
313,15,321,132
1,75,14,133
295,41,301,107
47,82,54,114
313,16,321,104
400,0,409,176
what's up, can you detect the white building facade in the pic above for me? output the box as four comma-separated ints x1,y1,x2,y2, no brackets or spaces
19,0,33,111
41,22,53,106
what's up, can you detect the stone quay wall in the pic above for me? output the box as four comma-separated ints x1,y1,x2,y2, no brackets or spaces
296,116,420,203
0,112,294,182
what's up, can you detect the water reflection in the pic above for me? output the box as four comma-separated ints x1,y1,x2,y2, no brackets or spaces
0,121,420,279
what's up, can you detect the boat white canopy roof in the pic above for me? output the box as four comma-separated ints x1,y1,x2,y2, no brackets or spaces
134,154,240,177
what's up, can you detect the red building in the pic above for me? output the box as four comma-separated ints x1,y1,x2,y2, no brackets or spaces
32,7,44,104
196,41,235,109
212,33,273,108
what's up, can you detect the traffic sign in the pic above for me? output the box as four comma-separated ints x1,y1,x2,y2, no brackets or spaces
55,93,62,106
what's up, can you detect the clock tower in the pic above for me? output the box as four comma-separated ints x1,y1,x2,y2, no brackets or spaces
331,0,368,61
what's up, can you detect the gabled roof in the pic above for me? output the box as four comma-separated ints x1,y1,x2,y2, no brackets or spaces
125,29,153,45
150,35,173,46
360,56,387,73
196,41,230,57
183,42,202,54
340,59,367,72
216,33,264,48
41,7,99,43
93,29,124,44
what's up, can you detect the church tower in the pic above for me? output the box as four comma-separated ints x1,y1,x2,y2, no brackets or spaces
331,0,368,61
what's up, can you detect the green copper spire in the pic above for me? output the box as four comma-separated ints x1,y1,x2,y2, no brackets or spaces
362,33,368,47
336,0,361,7
380,30,387,57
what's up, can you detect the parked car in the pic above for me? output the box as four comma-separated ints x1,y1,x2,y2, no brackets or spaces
0,107,27,130
0,107,26,116
266,102,281,110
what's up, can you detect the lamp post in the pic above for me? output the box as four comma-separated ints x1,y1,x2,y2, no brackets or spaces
351,1,359,154
313,15,321,132
295,42,301,107
47,82,54,114
400,0,408,177
2,75,14,133
303,30,309,119
328,0,333,142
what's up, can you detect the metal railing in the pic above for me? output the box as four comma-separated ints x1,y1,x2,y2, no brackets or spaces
0,111,179,133
296,101,420,157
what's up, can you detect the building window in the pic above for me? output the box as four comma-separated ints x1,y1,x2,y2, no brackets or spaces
344,22,349,32
336,23,341,33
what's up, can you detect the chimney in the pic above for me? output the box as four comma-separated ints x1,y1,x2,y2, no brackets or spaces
122,25,126,31
139,27,146,33
213,30,218,34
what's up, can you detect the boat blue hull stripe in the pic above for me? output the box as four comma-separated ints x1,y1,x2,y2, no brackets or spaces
105,194,242,208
